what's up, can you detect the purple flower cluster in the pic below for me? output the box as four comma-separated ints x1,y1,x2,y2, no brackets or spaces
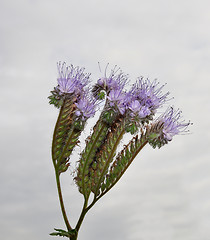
126,78,169,121
50,62,96,123
57,62,90,96
148,107,191,148
75,95,96,121
97,72,127,92
128,100,151,118
50,62,190,145
93,66,190,142
107,90,127,115
92,67,170,122
92,66,129,116
160,108,190,141
94,74,169,125
92,66,128,99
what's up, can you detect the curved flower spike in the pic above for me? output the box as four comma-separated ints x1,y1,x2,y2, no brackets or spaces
107,89,127,115
148,107,191,148
57,62,90,95
92,65,128,99
75,95,96,121
128,100,151,118
128,78,169,120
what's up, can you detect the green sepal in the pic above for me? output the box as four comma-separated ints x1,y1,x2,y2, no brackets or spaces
125,122,138,134
58,162,70,174
48,88,64,109
98,90,106,100
73,119,85,131
102,109,117,125
147,133,159,141
48,95,63,109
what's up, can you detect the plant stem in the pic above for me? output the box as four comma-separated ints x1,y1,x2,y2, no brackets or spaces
70,234,78,240
55,170,72,231
75,197,89,232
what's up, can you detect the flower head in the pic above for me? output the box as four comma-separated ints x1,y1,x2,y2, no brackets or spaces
107,89,127,115
148,107,191,148
128,78,169,120
128,100,151,118
57,62,90,96
75,94,96,121
92,65,128,99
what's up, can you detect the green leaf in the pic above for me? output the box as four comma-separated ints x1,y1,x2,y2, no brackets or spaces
50,228,77,238
125,122,138,134
48,88,63,108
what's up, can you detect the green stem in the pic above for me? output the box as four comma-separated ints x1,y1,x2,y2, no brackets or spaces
55,170,72,231
75,197,89,232
74,195,100,236
70,233,78,240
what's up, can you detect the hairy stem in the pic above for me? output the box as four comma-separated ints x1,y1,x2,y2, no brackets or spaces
75,197,89,232
55,170,72,231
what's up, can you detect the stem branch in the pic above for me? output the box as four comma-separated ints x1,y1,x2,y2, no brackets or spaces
55,170,72,231
75,197,89,232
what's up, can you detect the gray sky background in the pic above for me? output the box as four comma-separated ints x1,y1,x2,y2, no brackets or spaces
0,0,210,239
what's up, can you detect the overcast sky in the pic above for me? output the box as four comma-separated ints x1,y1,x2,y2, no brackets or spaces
0,0,210,239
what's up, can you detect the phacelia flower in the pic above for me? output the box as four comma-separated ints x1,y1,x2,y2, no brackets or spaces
92,65,128,99
128,100,151,118
75,95,96,121
148,107,191,148
107,89,127,115
128,78,169,120
57,62,90,96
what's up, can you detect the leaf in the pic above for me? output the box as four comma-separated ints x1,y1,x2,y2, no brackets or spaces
50,228,77,238
48,88,63,108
